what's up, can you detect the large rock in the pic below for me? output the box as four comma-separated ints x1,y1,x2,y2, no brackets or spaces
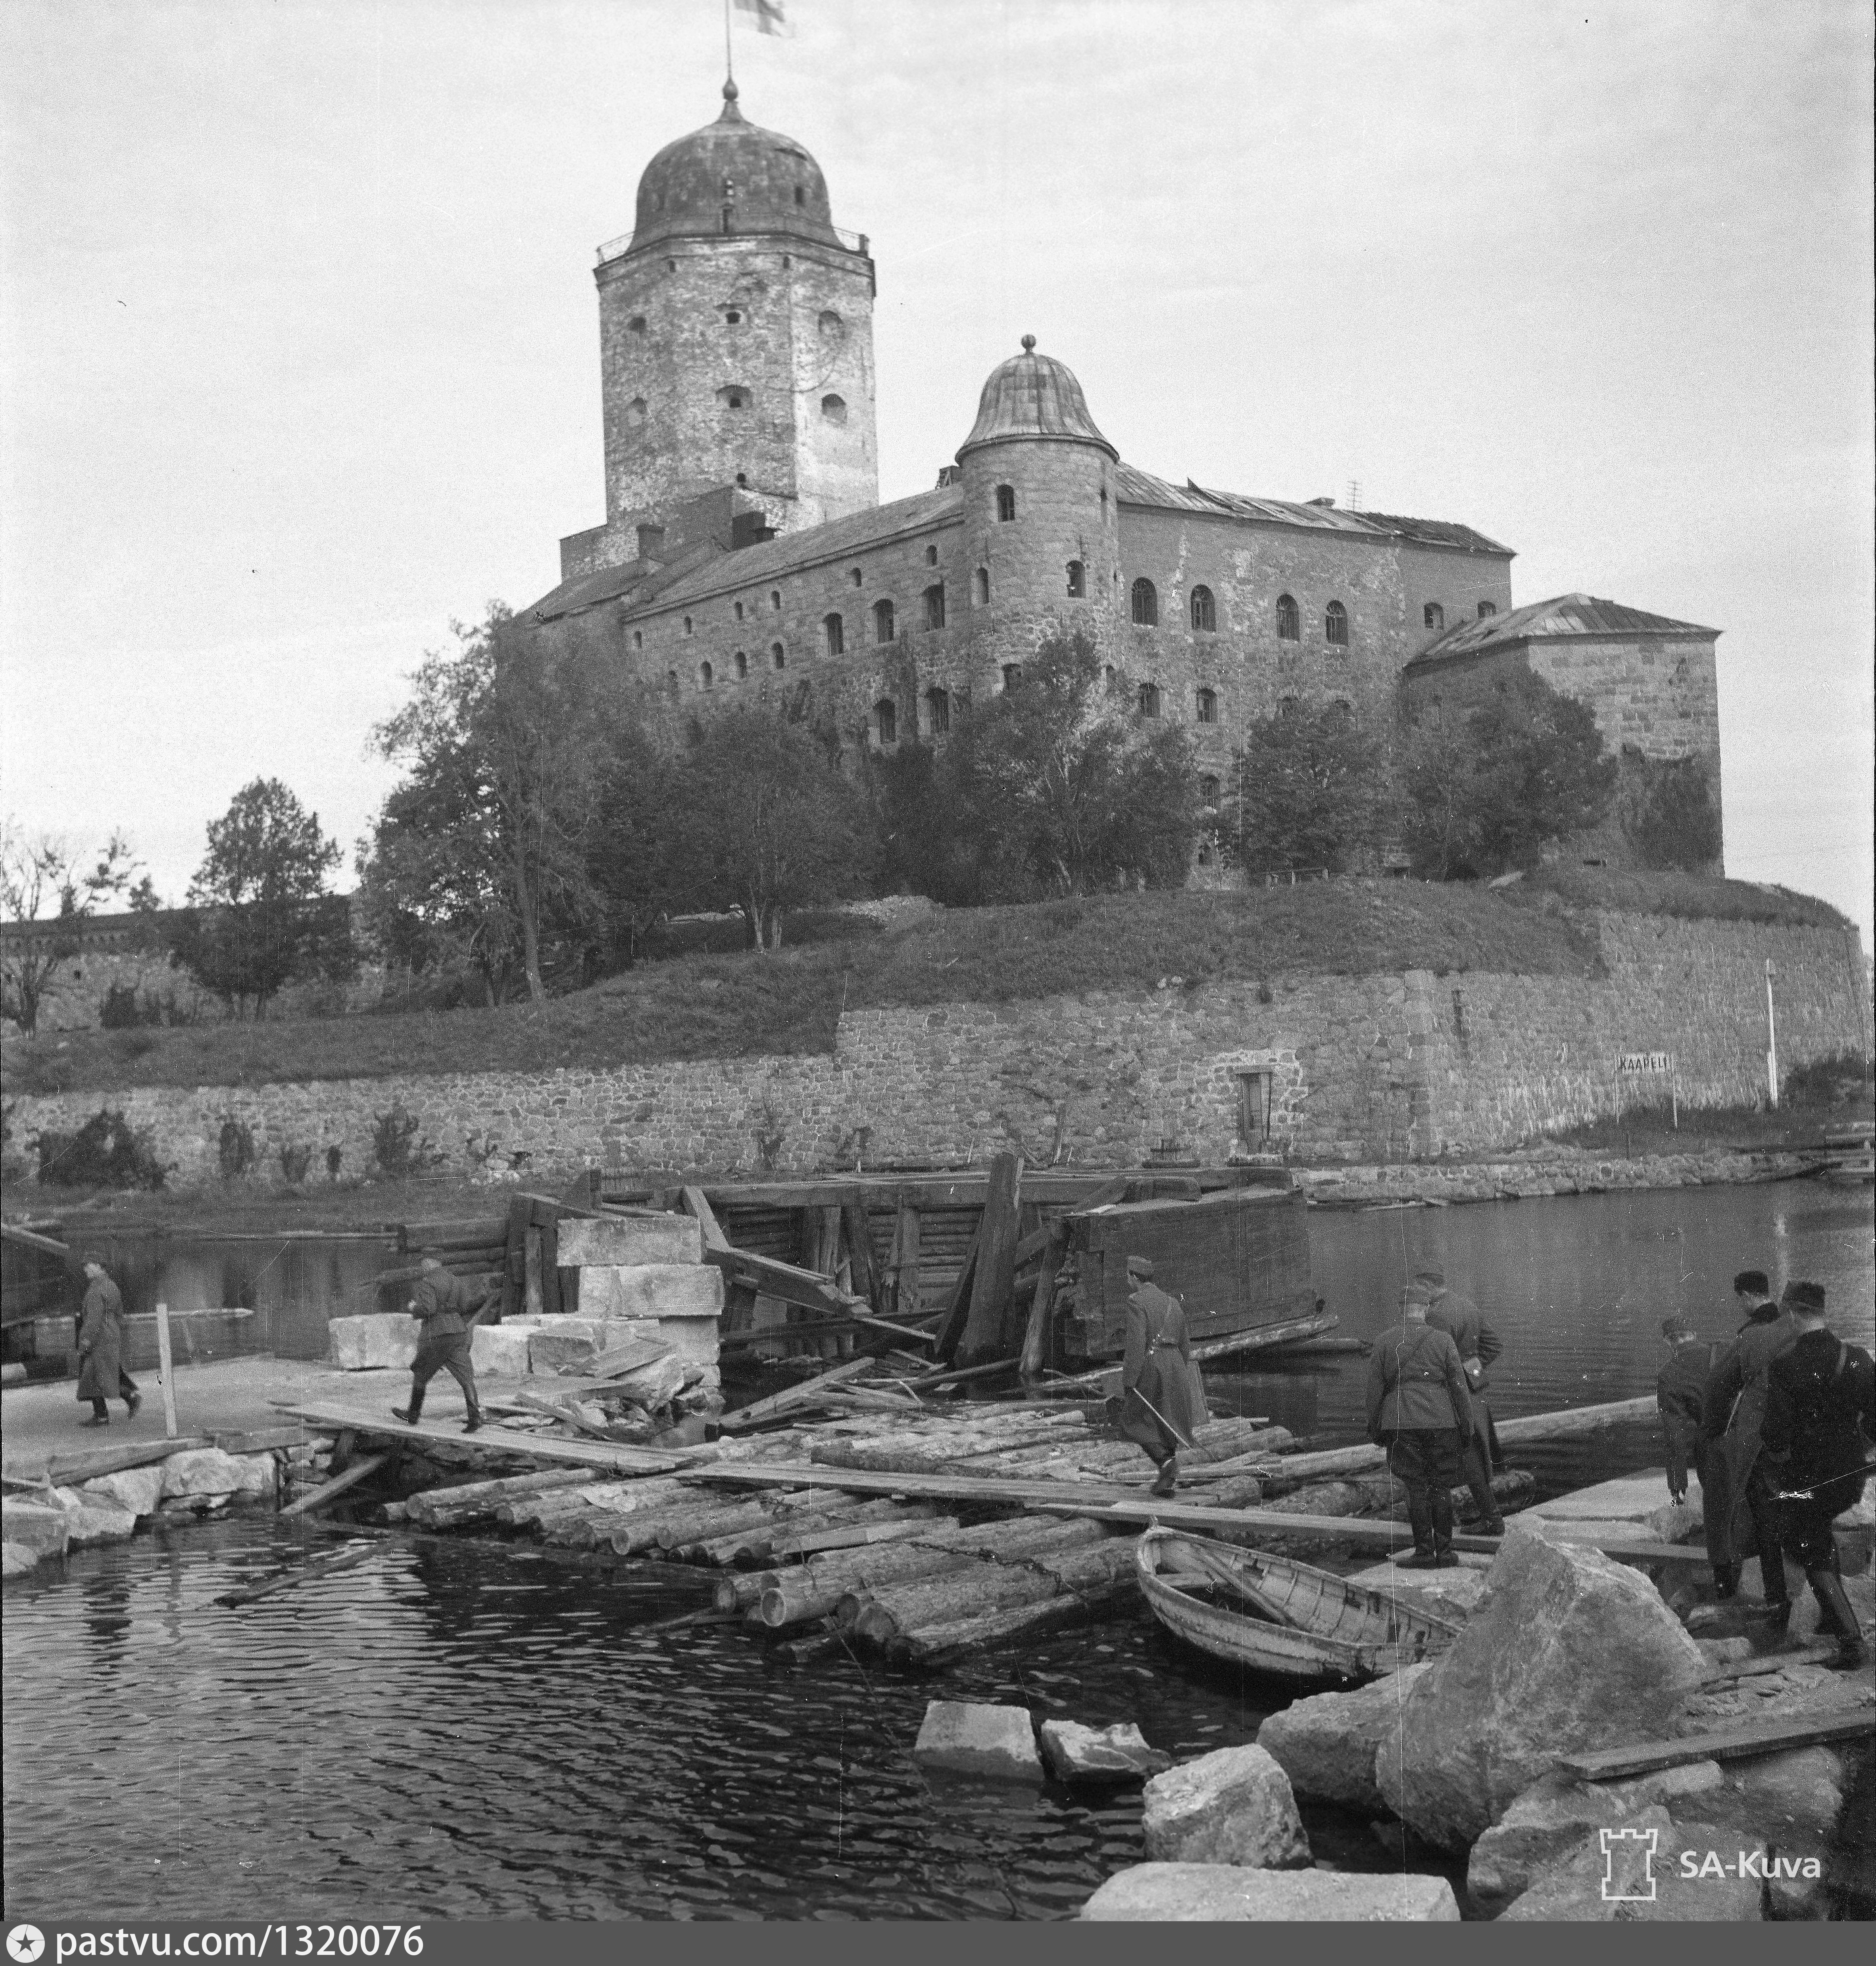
81,1465,167,1518
1141,1744,1311,1868
1,1500,71,1559
1670,1747,1848,1851
50,1487,139,1546
159,1447,252,1499
327,1313,419,1371
1373,1519,1707,1851
912,1701,1042,1782
1467,1762,1724,1916
1497,1807,1763,1922
2,1542,40,1578
1080,1866,1459,1922
572,1265,724,1325
469,1323,532,1377
557,1215,704,1268
1038,1720,1172,1784
1255,1664,1431,1813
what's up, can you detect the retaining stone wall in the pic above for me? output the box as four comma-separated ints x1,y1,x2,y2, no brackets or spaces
8,912,1867,1188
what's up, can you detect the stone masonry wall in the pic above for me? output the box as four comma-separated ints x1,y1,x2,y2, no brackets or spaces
8,912,1867,1190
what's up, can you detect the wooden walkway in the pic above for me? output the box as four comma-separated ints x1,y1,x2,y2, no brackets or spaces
276,1401,713,1476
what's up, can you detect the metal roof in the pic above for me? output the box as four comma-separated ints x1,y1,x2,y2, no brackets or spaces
956,340,1117,461
1408,592,1721,667
1113,467,1511,554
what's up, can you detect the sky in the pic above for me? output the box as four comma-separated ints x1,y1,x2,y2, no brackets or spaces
2,0,1871,948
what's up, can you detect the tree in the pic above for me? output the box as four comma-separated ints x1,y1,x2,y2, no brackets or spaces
1220,703,1382,877
1619,749,1724,872
1399,668,1618,879
682,709,873,948
0,822,152,1035
171,779,346,1018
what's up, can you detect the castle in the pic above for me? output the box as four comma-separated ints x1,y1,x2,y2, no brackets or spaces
521,79,1724,870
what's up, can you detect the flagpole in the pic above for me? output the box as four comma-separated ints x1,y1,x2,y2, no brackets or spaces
725,0,733,80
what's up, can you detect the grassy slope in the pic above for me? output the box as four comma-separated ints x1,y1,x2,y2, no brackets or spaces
2,873,1849,1100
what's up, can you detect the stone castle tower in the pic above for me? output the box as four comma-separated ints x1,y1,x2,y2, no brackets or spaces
567,79,878,576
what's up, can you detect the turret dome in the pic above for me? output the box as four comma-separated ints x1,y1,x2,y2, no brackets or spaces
630,81,845,253
956,336,1117,462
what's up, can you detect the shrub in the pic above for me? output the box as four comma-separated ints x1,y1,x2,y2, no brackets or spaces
36,1109,167,1190
218,1116,256,1181
325,1144,344,1183
278,1142,313,1185
1620,751,1723,872
371,1103,444,1178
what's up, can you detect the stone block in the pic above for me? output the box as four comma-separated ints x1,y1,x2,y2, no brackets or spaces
229,1453,275,1499
523,1317,609,1373
655,1315,721,1366
1255,1664,1430,1814
1141,1743,1311,1868
81,1465,167,1518
1,1501,71,1559
1079,1865,1458,1922
50,1487,138,1546
1373,1519,1707,1853
572,1265,724,1323
159,1447,252,1499
557,1215,704,1268
608,1353,688,1411
470,1323,532,1377
911,1701,1042,1782
1038,1720,1172,1784
327,1313,419,1371
2,1542,40,1578
1498,1807,1763,1922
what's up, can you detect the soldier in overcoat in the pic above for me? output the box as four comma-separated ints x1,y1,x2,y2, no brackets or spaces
75,1254,140,1427
1702,1280,1801,1621
1117,1256,1199,1497
392,1257,486,1434
1417,1267,1504,1534
1366,1284,1474,1569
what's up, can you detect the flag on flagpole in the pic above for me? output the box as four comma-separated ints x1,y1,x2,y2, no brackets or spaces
735,0,792,37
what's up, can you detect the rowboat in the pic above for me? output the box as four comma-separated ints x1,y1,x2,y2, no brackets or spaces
1135,1527,1466,1683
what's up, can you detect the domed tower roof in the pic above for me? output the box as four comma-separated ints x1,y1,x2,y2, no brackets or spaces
956,337,1117,462
630,80,845,252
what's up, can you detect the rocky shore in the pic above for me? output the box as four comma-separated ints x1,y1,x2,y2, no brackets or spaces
1294,1144,1808,1209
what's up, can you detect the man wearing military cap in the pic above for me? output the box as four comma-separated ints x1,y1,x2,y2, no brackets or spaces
392,1256,488,1434
1416,1266,1504,1535
1365,1283,1474,1568
1656,1311,1736,1591
1702,1276,1801,1629
1117,1256,1199,1498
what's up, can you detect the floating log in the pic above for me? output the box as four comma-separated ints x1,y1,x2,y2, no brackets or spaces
405,1467,589,1528
767,1513,955,1562
1038,1312,1340,1391
497,1475,690,1530
852,1534,1134,1644
279,1452,392,1520
757,1538,982,1629
215,1538,384,1609
698,1498,929,1569
1266,1396,1662,1484
889,1574,1136,1665
1554,1708,1875,1783
654,1496,805,1554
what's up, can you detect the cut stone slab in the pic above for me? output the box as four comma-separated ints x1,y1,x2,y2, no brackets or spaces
1373,1518,1708,1853
606,1353,688,1411
327,1313,419,1371
523,1317,609,1373
1498,1807,1763,1922
81,1465,167,1518
912,1701,1042,1782
1,1500,71,1559
1535,1470,1702,1544
1344,1560,1489,1614
1079,1865,1459,1922
159,1447,252,1499
469,1323,532,1377
1255,1664,1430,1814
571,1265,724,1324
557,1215,704,1269
1038,1720,1172,1784
2,1541,40,1578
1142,1743,1311,1868
1467,1762,1725,1916
654,1314,721,1366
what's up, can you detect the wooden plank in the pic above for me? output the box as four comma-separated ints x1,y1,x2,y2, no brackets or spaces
679,1185,733,1254
930,1221,981,1363
155,1301,178,1438
841,1195,880,1312
523,1225,544,1318
894,1203,922,1323
209,1425,319,1454
278,1451,392,1519
1041,1311,1338,1390
215,1539,385,1609
31,1436,210,1486
1554,1709,1876,1783
1,1221,69,1258
1020,1224,1067,1381
959,1152,1022,1367
503,1196,529,1320
274,1402,713,1473
715,1357,878,1430
539,1201,562,1318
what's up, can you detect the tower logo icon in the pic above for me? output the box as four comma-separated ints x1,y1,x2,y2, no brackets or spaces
1599,1825,1659,1902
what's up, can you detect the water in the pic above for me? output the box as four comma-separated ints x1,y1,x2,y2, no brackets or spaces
5,1180,1870,1920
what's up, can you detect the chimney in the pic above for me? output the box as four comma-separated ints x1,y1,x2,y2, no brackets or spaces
636,522,667,560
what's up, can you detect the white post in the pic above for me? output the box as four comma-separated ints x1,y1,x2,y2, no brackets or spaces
155,1300,178,1438
1671,1058,1679,1131
1765,960,1779,1110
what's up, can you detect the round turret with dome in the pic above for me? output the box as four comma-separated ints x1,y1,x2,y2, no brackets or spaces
956,338,1121,647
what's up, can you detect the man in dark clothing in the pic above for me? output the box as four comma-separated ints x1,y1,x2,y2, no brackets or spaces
1761,1281,1875,1667
1118,1256,1199,1497
75,1255,140,1427
1366,1283,1474,1569
392,1258,486,1434
1734,1269,1780,1326
1657,1311,1735,1594
1703,1282,1802,1629
1418,1266,1505,1535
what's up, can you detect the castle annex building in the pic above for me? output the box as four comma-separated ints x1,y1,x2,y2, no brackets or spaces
523,81,1723,865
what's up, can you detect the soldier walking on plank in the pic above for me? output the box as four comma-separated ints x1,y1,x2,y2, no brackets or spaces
1367,1283,1474,1569
1701,1277,1801,1630
1417,1266,1505,1535
1656,1311,1735,1590
75,1253,140,1428
1117,1256,1199,1498
392,1256,488,1434
1761,1281,1874,1667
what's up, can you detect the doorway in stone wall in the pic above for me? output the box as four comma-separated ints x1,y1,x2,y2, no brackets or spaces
1235,1069,1272,1148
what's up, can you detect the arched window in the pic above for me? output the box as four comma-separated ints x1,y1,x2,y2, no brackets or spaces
632,630,643,651
923,584,946,630
625,396,647,430
1324,601,1348,645
1276,594,1300,641
734,472,748,488
875,698,898,745
734,650,748,679
683,616,694,636
925,686,951,735
1196,687,1217,724
1329,698,1353,721
1138,682,1161,716
724,309,742,325
996,484,1016,522
823,613,844,656
850,567,864,587
1478,600,1497,618
772,642,787,669
628,315,646,334
1196,842,1213,867
925,544,939,566
1199,774,1221,802
734,601,745,621
717,386,749,411
1423,602,1444,632
666,668,678,695
873,599,896,643
771,590,782,611
1002,663,1023,692
794,186,805,207
821,394,847,424
1278,695,1299,718
1190,586,1217,632
1066,560,1085,598
1429,699,1443,729
973,567,990,605
699,661,714,689
1103,664,1118,689
1130,578,1159,626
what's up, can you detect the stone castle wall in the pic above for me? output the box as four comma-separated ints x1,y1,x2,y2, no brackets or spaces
8,912,1867,1189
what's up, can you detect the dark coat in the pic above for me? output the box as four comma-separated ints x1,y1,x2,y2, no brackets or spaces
1761,1329,1876,1498
1426,1288,1501,1469
1366,1321,1473,1440
410,1267,475,1338
1701,1311,1800,1473
75,1273,127,1403
1656,1339,1714,1496
1119,1282,1199,1457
